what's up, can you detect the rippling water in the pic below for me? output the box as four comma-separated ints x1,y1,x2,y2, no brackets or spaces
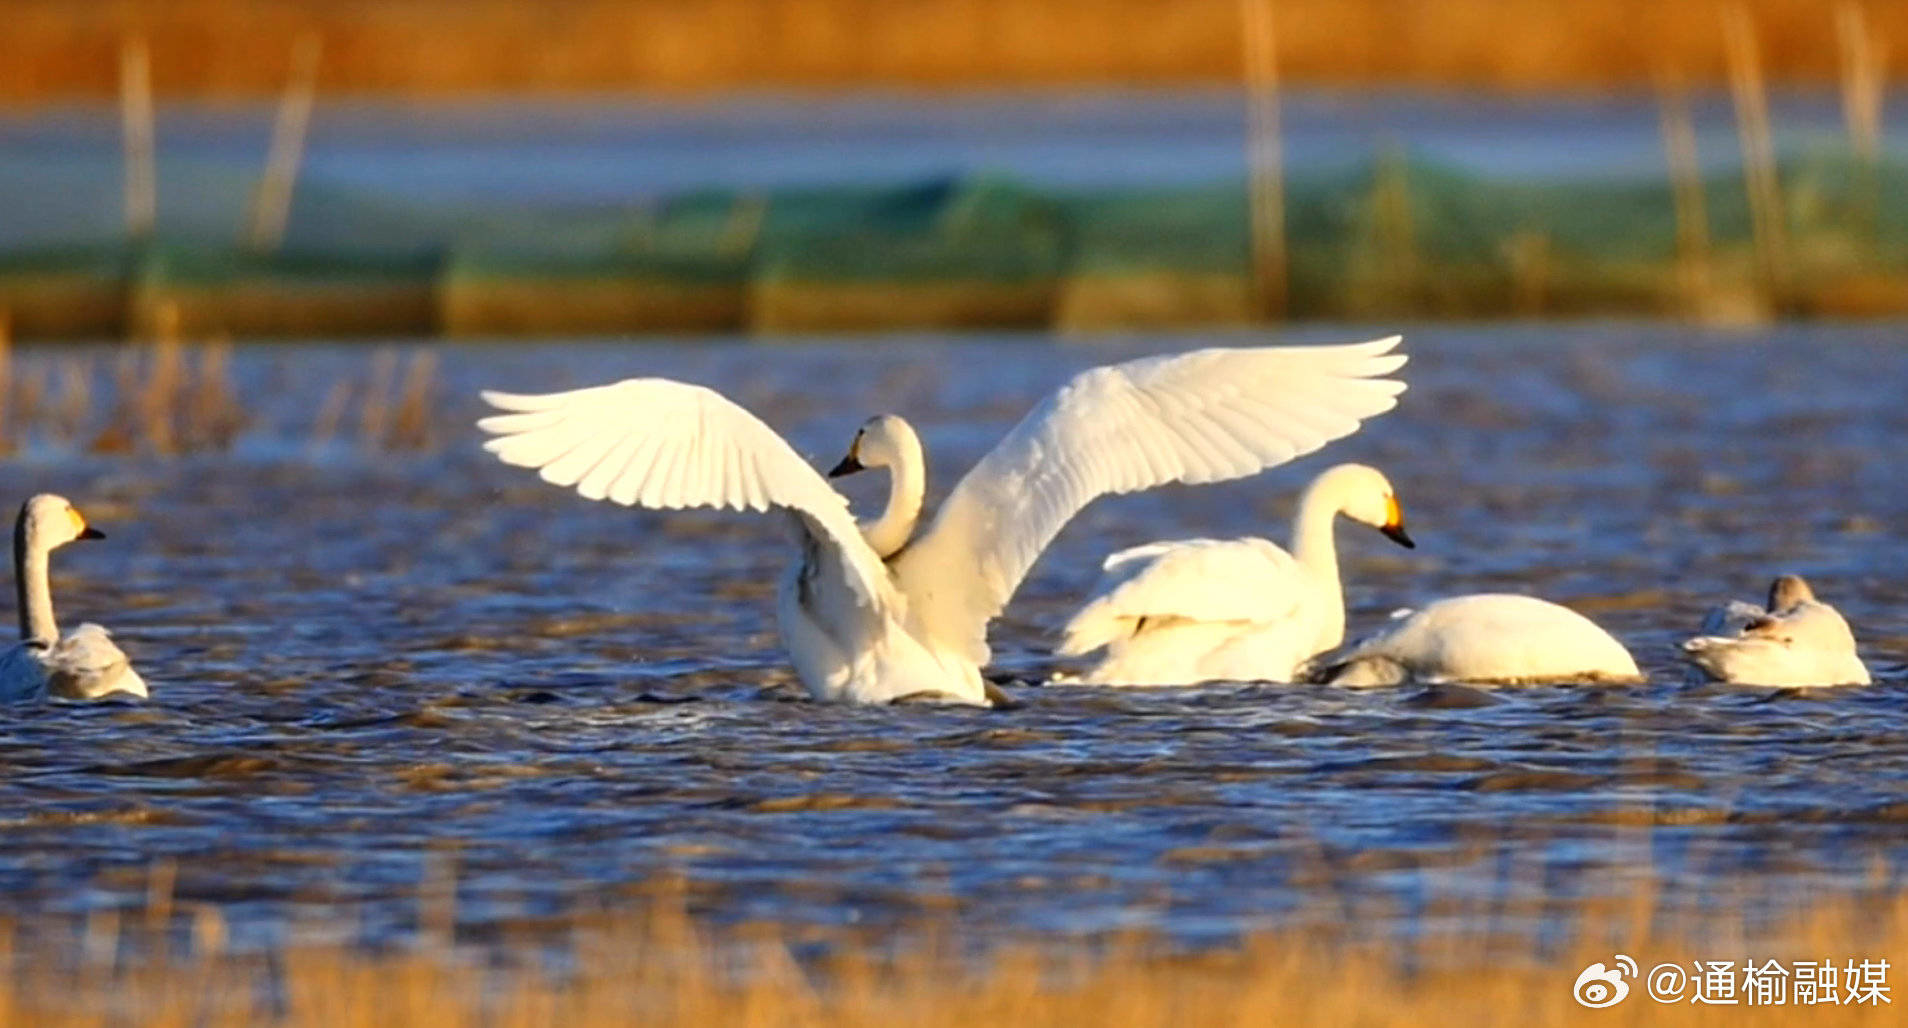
1,325,1904,950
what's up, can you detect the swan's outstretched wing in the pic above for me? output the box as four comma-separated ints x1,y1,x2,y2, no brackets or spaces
478,379,887,608
895,336,1407,662
1057,538,1306,657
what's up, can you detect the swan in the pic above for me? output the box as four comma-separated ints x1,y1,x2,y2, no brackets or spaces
0,494,147,702
1302,594,1642,686
478,335,1408,706
1054,463,1414,685
1681,575,1869,686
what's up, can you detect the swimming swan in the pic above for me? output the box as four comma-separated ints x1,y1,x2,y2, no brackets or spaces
478,336,1408,706
1681,575,1869,686
0,494,147,702
1054,464,1413,685
1304,594,1642,686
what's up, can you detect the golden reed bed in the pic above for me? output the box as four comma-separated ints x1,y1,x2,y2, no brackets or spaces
4,0,1904,100
0,310,440,455
4,874,1902,1026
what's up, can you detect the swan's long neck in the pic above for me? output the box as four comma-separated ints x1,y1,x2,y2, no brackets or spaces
1290,478,1348,650
13,516,55,647
863,425,926,560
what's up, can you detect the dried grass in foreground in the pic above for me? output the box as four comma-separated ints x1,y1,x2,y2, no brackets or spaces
3,878,1903,1027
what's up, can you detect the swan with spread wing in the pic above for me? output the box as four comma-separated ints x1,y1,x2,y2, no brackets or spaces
478,336,1407,706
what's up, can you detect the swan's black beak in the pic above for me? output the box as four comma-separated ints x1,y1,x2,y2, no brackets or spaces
78,526,105,541
827,454,865,478
1379,494,1413,549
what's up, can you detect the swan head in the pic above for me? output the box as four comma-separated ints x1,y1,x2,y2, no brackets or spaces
1766,574,1816,612
16,493,104,554
827,414,919,478
1312,463,1414,549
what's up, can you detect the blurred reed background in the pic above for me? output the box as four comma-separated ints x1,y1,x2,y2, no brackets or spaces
0,1,1900,335
2,0,1904,97
0,305,440,455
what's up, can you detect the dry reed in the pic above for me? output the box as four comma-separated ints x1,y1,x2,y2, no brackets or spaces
1355,144,1420,313
94,301,184,454
1503,228,1551,316
356,348,397,449
1837,2,1887,165
1836,2,1887,233
718,193,770,260
51,358,92,445
309,346,442,453
245,32,322,254
1240,0,1287,320
4,875,1904,1027
308,378,353,451
118,36,156,241
1655,69,1715,319
388,349,439,452
183,337,248,451
0,334,448,456
1722,5,1790,312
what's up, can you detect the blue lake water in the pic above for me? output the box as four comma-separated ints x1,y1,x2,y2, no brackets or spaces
0,324,1904,951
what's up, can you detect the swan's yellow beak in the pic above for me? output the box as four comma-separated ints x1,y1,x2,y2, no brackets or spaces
70,507,104,541
1379,495,1413,549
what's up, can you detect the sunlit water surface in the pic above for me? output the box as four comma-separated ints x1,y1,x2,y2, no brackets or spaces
1,325,1904,951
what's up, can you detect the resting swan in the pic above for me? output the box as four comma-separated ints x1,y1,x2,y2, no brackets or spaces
1681,575,1869,686
1055,464,1413,685
0,494,147,702
479,336,1408,706
1302,594,1642,686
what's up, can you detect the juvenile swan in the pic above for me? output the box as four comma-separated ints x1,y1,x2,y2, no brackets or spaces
479,336,1407,706
0,494,147,701
1681,575,1869,686
1302,594,1642,686
1055,464,1414,685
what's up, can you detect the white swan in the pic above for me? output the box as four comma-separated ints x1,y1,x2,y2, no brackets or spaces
1681,575,1869,686
0,494,147,702
478,336,1408,706
1054,464,1413,685
1304,594,1642,686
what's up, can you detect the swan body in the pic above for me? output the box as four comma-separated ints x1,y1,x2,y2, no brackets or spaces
479,336,1409,705
1306,594,1641,686
1681,575,1869,686
1056,464,1413,685
0,494,146,702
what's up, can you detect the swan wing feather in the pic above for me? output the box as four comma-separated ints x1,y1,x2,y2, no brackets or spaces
1058,538,1306,656
896,336,1407,662
479,379,887,607
1698,599,1767,637
45,623,147,699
